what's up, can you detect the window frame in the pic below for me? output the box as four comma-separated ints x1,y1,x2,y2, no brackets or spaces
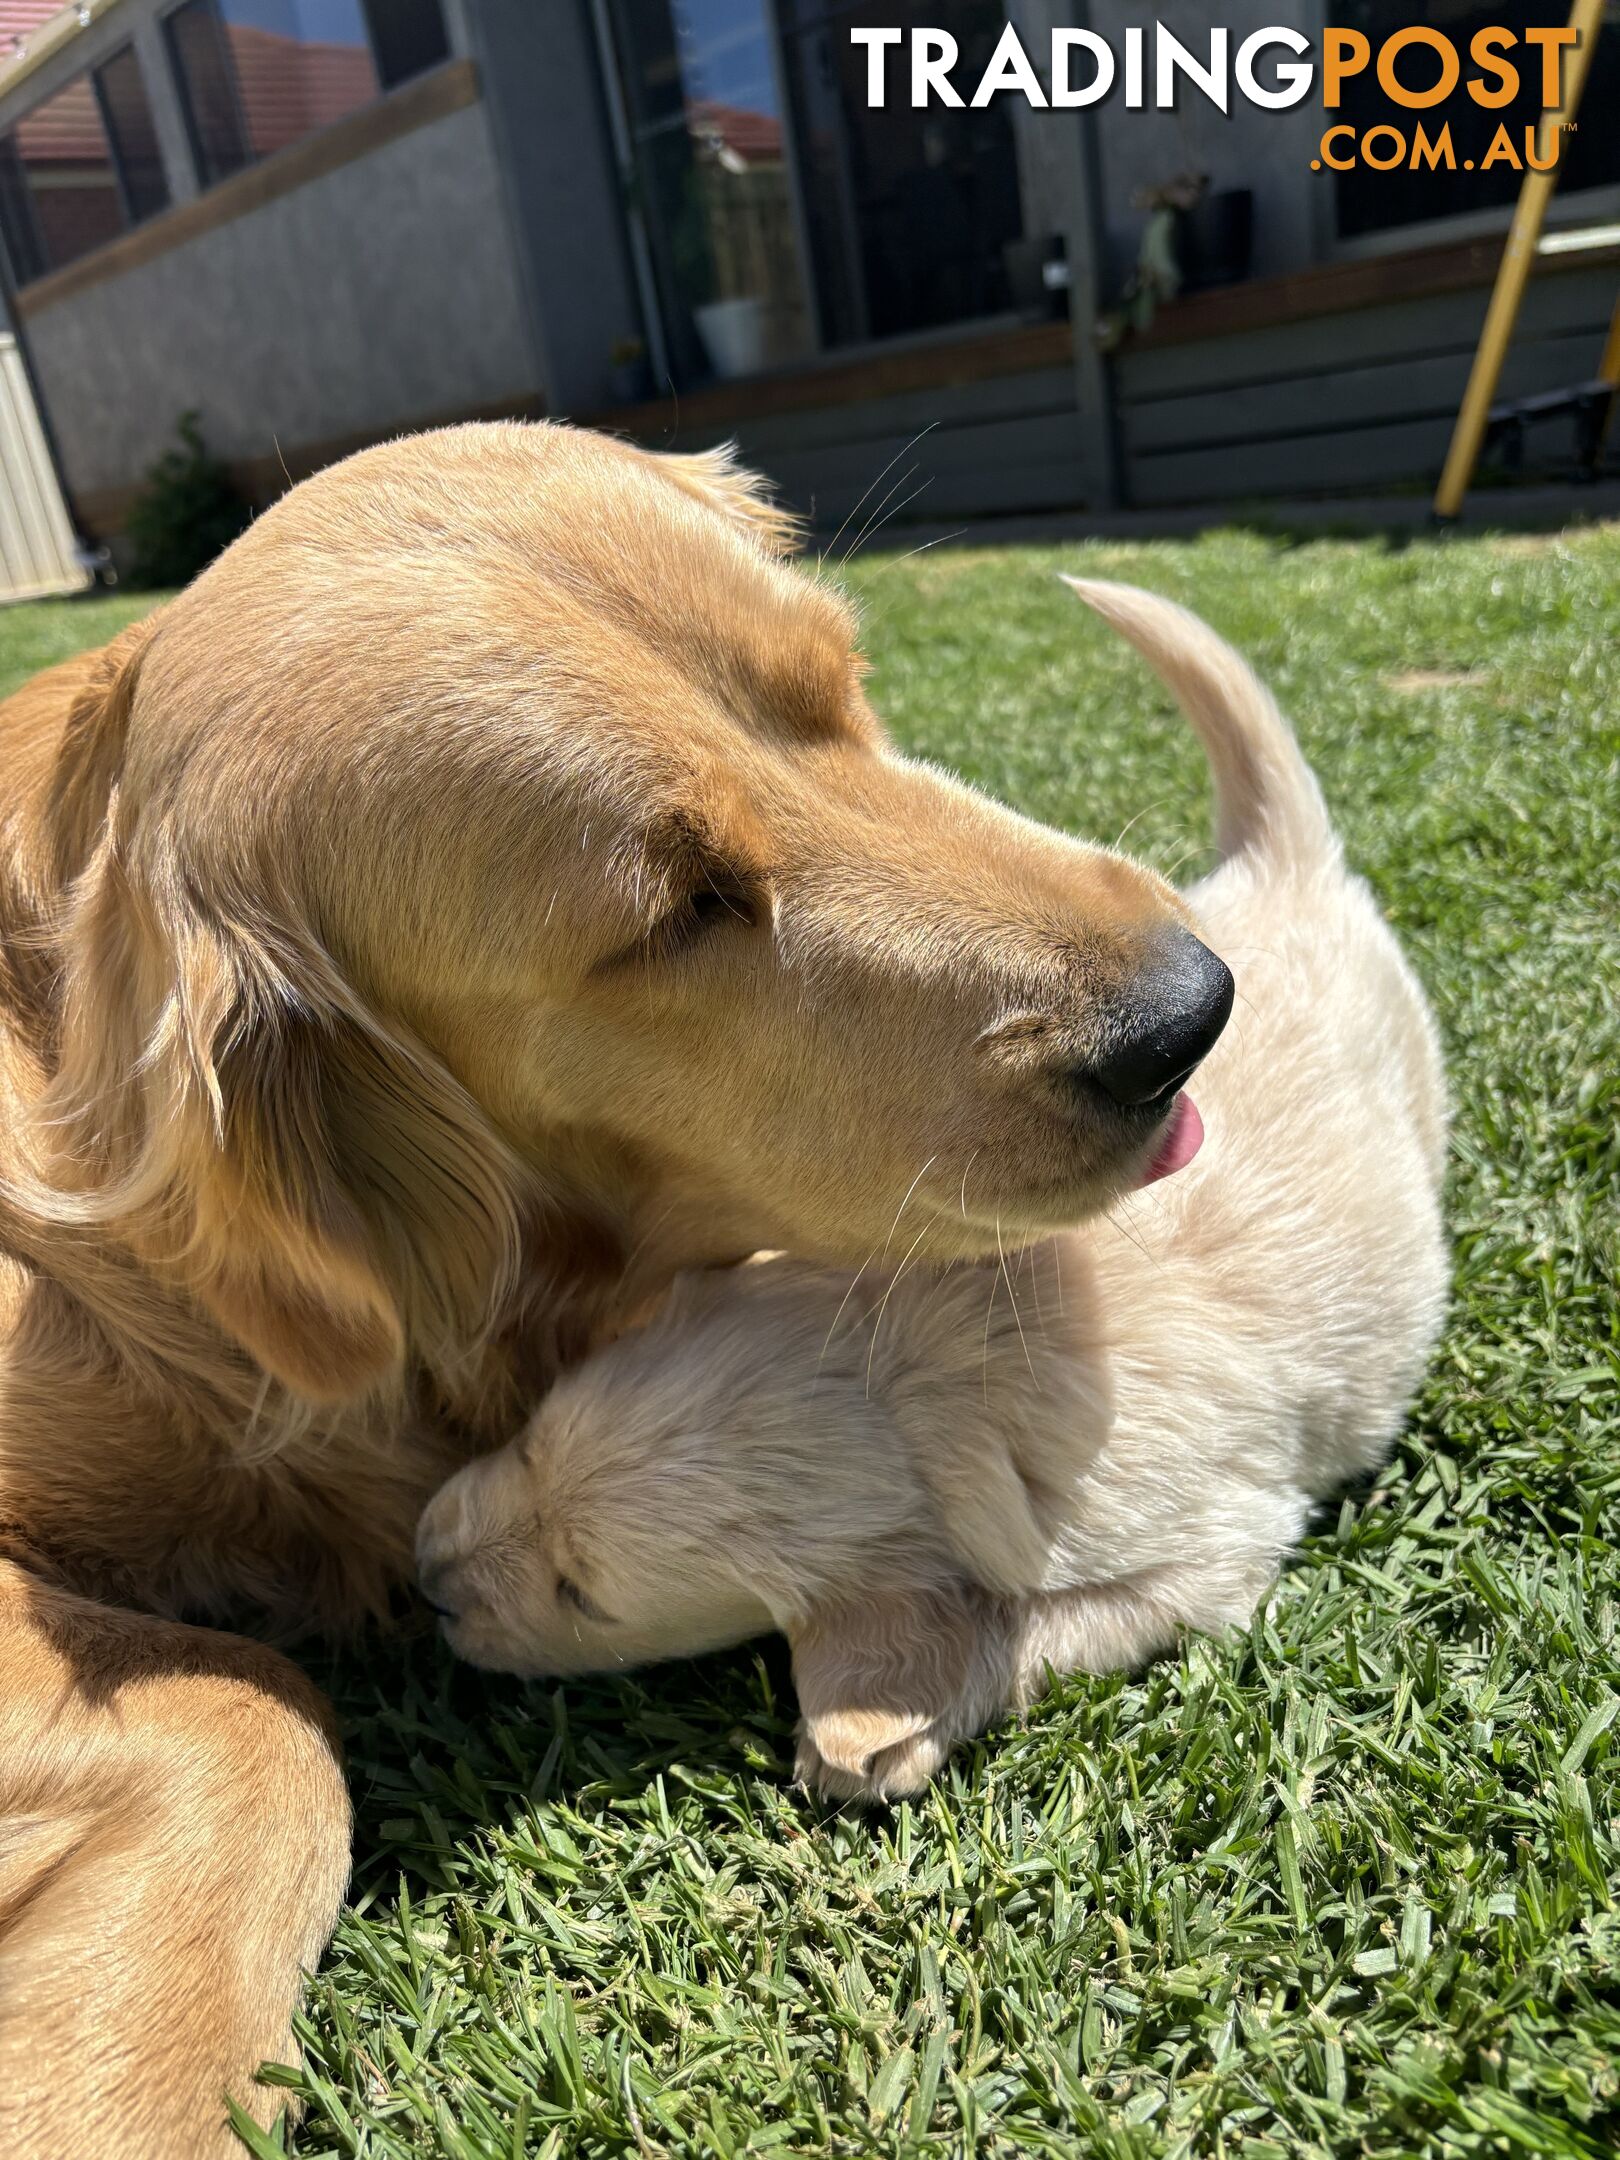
592,0,1034,395
0,132,48,287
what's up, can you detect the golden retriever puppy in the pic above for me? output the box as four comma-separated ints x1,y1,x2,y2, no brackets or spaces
418,581,1448,1798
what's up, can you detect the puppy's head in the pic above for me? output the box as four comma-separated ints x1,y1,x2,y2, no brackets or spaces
37,425,1229,1403
415,1255,1059,1799
414,1263,940,1676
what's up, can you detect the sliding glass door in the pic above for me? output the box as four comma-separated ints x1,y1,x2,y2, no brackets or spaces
599,0,1028,388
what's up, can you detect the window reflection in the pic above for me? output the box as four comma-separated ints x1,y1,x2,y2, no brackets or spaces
13,76,125,272
1331,0,1620,238
606,0,816,383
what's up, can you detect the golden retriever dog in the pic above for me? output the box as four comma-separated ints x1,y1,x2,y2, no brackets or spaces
417,582,1449,1798
0,428,1232,2155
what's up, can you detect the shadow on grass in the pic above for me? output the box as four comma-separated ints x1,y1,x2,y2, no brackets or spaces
297,1622,810,1901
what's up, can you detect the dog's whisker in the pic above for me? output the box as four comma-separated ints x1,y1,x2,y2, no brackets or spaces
863,1216,938,1398
818,422,937,571
958,1146,982,1222
884,528,966,566
845,474,934,563
1110,798,1175,854
980,1261,1000,1409
814,1247,882,1385
881,1155,939,1263
995,1215,1039,1385
1105,1193,1166,1275
837,464,921,567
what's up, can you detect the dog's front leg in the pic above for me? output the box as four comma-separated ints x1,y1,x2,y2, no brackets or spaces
0,1559,351,2160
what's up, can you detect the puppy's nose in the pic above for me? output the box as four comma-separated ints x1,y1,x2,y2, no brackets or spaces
418,1562,461,1621
1089,931,1234,1105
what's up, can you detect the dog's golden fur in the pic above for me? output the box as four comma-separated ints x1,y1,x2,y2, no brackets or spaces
0,424,1201,2153
419,582,1449,1798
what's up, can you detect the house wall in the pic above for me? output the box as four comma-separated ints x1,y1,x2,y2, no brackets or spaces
0,0,540,531
723,364,1093,528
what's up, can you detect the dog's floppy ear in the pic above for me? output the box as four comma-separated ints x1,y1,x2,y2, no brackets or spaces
33,640,522,1405
787,1585,989,1802
47,611,164,888
646,443,802,557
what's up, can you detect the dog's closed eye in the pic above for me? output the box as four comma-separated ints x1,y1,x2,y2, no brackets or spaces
596,869,763,972
677,877,759,939
557,1574,615,1623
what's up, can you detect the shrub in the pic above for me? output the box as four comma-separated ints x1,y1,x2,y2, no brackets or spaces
124,411,251,589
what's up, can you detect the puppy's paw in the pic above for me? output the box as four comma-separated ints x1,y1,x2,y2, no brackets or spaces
793,1702,966,1802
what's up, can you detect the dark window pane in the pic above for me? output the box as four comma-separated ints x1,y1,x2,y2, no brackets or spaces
363,0,449,89
780,0,1024,347
0,134,46,284
13,75,125,271
167,0,252,187
219,0,377,160
95,45,170,223
1332,0,1620,239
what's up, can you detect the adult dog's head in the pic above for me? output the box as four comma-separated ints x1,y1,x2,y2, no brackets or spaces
34,424,1228,1406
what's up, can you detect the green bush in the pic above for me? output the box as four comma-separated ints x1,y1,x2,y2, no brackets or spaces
124,411,251,590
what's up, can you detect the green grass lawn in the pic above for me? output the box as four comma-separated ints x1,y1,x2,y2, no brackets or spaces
10,524,1617,2158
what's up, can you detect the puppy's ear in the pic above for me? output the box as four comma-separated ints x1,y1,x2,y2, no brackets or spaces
912,1443,1053,1595
787,1585,991,1802
647,443,802,557
33,642,522,1404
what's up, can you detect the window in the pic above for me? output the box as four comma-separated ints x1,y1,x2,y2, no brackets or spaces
166,0,449,188
1332,0,1620,240
604,0,818,388
165,1,251,186
361,0,450,90
602,0,1028,388
96,46,170,223
0,51,171,285
778,0,1024,349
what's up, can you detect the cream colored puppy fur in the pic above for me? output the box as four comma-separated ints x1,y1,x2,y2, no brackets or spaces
418,581,1448,1798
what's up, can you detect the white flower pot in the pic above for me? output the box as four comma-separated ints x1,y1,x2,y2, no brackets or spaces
694,297,768,381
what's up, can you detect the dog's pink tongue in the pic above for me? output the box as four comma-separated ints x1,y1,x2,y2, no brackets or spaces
1139,1094,1203,1186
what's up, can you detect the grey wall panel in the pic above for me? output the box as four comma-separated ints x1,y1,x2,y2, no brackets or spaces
713,368,1082,463
1117,267,1616,404
1122,329,1609,455
643,406,1090,522
776,454,1089,526
1129,415,1460,504
25,102,535,502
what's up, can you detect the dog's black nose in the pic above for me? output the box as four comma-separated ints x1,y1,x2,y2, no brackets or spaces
1090,931,1234,1106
